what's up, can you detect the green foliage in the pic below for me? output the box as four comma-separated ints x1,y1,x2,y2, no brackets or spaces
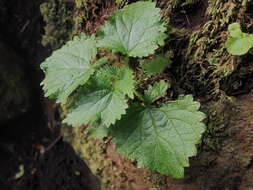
144,80,169,104
141,56,171,76
63,66,133,127
40,1,206,178
97,1,167,57
41,34,97,104
87,122,109,138
94,66,135,99
110,95,205,178
225,23,253,55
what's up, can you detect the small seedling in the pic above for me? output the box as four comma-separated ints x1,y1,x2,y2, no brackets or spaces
41,1,206,178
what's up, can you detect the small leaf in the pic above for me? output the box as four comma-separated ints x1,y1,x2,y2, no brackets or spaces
87,122,109,138
110,95,206,178
140,56,171,76
41,34,97,104
144,80,169,104
95,66,135,99
225,23,253,55
97,1,167,57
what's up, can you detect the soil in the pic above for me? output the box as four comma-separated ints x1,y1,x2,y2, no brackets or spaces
1,0,253,190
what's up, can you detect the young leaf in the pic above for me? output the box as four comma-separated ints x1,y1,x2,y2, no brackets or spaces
41,34,97,104
110,95,206,178
87,122,110,138
144,80,169,104
140,56,171,76
64,66,134,127
97,1,167,57
225,23,253,55
95,66,135,99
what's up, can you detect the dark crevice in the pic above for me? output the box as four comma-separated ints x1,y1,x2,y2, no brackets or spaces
0,0,99,189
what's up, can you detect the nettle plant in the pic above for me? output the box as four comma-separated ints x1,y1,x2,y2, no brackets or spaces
41,2,206,178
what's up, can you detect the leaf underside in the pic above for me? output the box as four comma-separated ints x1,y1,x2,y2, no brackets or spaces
225,23,253,55
97,1,167,57
41,34,97,104
111,95,206,178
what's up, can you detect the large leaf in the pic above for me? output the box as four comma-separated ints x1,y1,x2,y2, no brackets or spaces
111,95,206,178
64,88,128,127
64,66,134,127
97,1,167,57
225,23,253,55
41,34,97,104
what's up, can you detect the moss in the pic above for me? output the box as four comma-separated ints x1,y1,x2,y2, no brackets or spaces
171,1,251,99
40,0,74,49
73,0,117,34
170,0,200,8
75,0,86,8
201,95,237,150
63,126,113,190
63,125,163,190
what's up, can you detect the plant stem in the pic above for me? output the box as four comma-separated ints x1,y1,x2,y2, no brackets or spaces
94,57,109,68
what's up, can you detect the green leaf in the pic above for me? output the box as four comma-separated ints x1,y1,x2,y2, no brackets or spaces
144,80,169,104
110,95,206,178
87,122,109,138
64,87,128,127
97,1,167,57
94,66,135,99
225,23,253,55
140,56,171,76
64,66,134,127
41,34,97,104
